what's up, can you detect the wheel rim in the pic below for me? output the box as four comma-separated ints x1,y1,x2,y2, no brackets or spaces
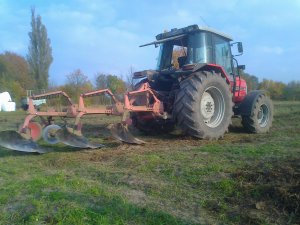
42,124,61,144
200,86,225,128
28,122,42,141
19,122,42,141
257,104,269,128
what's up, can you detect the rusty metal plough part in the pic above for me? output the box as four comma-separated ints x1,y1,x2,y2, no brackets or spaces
0,84,165,153
0,89,119,152
110,82,165,144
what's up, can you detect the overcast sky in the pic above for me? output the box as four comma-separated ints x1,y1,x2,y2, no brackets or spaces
0,0,299,85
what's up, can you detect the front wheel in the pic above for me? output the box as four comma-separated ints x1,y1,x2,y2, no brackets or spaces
241,94,273,133
173,71,233,139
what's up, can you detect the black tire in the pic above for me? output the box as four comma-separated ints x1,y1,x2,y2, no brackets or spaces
132,115,175,135
21,104,29,111
241,94,273,133
42,124,62,144
173,71,233,139
131,81,175,134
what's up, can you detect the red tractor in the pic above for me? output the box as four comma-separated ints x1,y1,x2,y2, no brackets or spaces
124,24,273,139
0,25,274,153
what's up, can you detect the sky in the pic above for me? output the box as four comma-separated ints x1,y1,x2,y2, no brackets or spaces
0,0,300,85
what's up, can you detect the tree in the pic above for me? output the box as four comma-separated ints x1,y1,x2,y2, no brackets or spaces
283,81,300,101
95,73,107,89
106,75,126,94
0,52,34,106
0,52,35,89
259,79,286,100
95,73,126,95
27,7,53,89
62,69,93,101
125,66,135,91
4,81,25,105
240,71,259,91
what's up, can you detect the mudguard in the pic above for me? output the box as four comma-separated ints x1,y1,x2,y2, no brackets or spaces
239,90,266,116
192,63,231,84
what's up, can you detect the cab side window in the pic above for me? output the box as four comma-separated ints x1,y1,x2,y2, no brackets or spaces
213,35,232,76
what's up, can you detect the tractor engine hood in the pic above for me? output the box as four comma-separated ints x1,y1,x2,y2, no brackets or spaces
133,70,158,80
133,66,196,82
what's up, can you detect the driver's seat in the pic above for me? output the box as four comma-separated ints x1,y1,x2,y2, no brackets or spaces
177,56,187,68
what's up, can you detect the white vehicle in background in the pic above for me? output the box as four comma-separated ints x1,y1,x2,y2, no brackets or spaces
0,92,16,112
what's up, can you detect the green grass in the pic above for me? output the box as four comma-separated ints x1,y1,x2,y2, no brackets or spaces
0,101,299,224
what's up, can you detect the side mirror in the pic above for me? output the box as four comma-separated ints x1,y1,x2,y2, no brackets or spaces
237,65,245,70
237,42,243,53
231,42,244,56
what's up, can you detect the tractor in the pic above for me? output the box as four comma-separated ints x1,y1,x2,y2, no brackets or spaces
127,24,273,139
0,24,273,153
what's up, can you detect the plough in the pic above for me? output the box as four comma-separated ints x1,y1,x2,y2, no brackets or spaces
0,83,159,153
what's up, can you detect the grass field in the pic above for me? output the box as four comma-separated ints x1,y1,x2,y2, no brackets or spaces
0,101,299,225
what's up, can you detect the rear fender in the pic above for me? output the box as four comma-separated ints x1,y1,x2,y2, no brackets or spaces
193,63,231,84
239,90,266,116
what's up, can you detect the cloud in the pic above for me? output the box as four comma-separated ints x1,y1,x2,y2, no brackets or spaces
1,40,27,53
222,25,249,40
258,46,284,55
0,0,8,16
0,1,29,54
116,20,140,30
43,6,152,83
47,7,94,24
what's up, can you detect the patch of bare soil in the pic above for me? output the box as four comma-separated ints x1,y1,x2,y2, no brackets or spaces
229,158,300,224
76,119,264,166
80,122,198,150
77,115,262,156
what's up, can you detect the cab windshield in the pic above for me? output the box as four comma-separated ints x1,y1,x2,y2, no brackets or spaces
156,31,233,75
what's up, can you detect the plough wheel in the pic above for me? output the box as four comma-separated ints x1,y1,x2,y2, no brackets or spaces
28,122,43,141
42,124,62,144
20,122,43,141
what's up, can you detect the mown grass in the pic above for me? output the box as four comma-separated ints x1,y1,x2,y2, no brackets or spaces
0,101,299,224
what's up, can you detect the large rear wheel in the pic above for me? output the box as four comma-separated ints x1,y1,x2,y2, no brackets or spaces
173,71,233,139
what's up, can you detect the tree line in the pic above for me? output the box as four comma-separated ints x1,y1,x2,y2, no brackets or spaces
57,69,127,102
0,52,127,104
240,71,300,101
1,51,299,107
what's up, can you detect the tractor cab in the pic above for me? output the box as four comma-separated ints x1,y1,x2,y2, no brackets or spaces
156,26,233,76
141,25,242,78
139,25,246,101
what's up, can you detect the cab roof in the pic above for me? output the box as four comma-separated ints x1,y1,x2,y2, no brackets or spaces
140,24,233,47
